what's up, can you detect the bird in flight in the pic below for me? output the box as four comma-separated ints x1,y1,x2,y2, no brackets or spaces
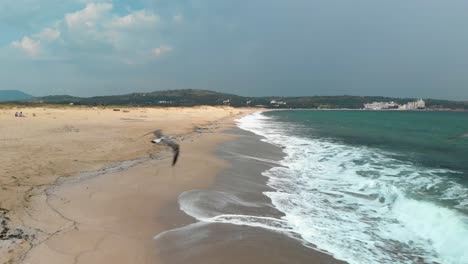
448,133,468,140
142,130,180,166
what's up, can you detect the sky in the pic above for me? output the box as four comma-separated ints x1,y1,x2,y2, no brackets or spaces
1,0,468,100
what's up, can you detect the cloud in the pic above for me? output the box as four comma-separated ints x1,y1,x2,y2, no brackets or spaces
108,10,159,30
36,28,61,41
10,27,60,57
9,2,169,62
65,2,112,29
173,14,183,24
11,37,41,57
75,0,109,2
152,45,173,57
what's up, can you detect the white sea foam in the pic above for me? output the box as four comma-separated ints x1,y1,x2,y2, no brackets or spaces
233,111,468,264
178,190,293,233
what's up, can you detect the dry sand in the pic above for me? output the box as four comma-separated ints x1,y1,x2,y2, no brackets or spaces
0,106,252,264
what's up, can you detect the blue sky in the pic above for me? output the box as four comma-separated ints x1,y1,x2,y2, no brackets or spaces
1,0,468,100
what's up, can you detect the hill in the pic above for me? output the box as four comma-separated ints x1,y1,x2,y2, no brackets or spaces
28,89,251,107
0,90,34,101
7,89,468,110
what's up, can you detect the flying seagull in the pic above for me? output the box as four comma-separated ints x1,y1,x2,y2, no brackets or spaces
142,130,180,166
448,133,468,140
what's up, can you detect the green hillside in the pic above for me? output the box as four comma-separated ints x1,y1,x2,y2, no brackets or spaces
7,89,468,110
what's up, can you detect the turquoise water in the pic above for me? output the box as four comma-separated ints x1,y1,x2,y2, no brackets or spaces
239,110,468,264
266,110,468,175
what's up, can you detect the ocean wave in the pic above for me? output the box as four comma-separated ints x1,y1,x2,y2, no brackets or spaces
237,111,468,264
178,190,293,233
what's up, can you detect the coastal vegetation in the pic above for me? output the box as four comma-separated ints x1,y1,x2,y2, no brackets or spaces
2,89,468,110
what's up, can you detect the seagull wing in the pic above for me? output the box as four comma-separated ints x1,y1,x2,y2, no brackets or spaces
153,130,164,138
163,139,180,166
172,147,180,166
141,129,164,138
145,130,180,166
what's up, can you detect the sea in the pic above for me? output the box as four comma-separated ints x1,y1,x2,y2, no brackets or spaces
164,110,468,264
238,110,468,264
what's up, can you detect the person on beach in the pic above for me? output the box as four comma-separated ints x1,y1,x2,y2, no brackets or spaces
15,112,18,117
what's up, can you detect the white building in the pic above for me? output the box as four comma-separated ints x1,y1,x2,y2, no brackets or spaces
364,99,425,110
363,101,398,110
399,99,425,110
270,100,287,106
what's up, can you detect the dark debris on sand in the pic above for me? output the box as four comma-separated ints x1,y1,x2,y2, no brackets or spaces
0,208,31,241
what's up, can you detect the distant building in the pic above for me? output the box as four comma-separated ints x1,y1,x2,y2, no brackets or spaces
364,99,425,110
363,101,398,110
223,99,230,105
270,100,287,107
399,99,425,110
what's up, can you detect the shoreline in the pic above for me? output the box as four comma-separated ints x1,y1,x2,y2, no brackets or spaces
0,106,252,264
2,107,344,264
263,108,468,112
155,127,345,264
1,108,465,263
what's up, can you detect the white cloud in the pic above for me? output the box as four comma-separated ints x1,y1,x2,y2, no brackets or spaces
65,2,112,29
36,28,61,41
109,10,159,29
173,14,183,24
11,37,41,57
152,45,173,57
63,4,162,52
75,0,109,2
9,2,172,62
10,27,60,57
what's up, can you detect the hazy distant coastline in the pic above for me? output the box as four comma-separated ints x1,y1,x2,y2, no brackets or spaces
1,89,467,111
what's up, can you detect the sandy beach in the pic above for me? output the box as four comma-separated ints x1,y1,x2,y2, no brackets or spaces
0,106,249,263
0,106,344,264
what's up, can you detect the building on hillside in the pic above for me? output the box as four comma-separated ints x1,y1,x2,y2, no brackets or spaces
399,99,425,110
364,99,425,110
363,101,399,110
270,100,287,107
